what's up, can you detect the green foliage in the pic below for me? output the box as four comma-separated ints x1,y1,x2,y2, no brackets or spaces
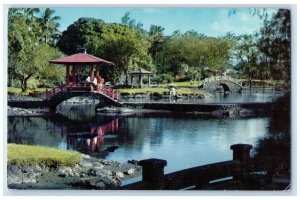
8,8,64,91
155,34,234,79
152,74,174,84
258,9,291,83
37,8,61,45
7,144,81,167
57,17,106,55
57,18,152,84
232,9,291,85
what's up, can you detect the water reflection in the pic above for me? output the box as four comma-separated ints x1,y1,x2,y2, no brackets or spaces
66,119,119,156
8,113,270,173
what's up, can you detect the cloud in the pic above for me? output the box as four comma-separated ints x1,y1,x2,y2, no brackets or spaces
210,9,264,36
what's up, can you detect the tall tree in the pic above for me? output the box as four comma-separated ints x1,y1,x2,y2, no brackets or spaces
258,9,291,84
8,12,64,91
121,11,144,32
233,34,264,87
37,8,61,45
148,25,166,65
57,18,152,84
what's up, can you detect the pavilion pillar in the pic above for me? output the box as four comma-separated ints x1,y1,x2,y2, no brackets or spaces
148,75,151,87
140,75,143,88
131,75,134,88
90,65,94,82
66,65,70,87
95,64,100,84
95,64,99,77
72,65,76,87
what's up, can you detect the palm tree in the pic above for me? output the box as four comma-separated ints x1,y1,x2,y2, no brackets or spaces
23,8,40,24
37,8,61,45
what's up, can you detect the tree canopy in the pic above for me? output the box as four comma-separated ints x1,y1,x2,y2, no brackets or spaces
7,8,291,91
8,8,64,91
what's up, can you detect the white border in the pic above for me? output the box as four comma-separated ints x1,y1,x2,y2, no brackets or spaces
1,0,299,199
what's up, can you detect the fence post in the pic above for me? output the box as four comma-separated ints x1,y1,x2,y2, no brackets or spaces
230,144,253,184
139,158,167,190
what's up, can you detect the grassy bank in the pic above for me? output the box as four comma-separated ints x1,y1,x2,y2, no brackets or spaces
8,144,81,167
119,82,206,96
8,87,48,96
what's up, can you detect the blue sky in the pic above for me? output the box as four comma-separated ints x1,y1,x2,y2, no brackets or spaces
53,7,276,37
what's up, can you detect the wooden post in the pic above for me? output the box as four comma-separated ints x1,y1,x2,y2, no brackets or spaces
95,64,99,77
148,75,151,87
230,144,252,184
66,65,70,87
139,158,167,190
90,65,94,82
140,75,143,88
72,65,76,87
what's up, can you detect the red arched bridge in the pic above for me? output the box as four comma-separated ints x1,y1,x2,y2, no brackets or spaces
44,83,120,108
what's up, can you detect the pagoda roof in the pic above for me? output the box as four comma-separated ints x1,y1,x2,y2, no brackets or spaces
129,68,153,75
49,53,113,65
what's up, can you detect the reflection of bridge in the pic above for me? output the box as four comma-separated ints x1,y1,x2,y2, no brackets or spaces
66,118,119,156
202,76,243,92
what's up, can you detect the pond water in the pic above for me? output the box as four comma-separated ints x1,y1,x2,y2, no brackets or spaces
120,91,284,104
8,114,270,173
7,92,286,173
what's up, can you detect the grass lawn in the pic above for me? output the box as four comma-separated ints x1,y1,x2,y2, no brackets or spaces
119,81,206,96
8,87,48,96
119,87,169,95
7,144,81,167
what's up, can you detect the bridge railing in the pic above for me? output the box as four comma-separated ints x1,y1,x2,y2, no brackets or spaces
120,144,266,190
203,76,237,85
45,84,67,100
95,84,119,100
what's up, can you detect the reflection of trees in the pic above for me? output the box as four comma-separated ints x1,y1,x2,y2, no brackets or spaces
7,114,120,156
253,92,291,178
8,116,64,147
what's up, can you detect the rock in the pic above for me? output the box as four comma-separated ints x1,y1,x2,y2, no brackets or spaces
70,178,108,189
32,165,43,173
73,172,80,177
101,160,111,165
81,154,91,159
7,174,22,185
9,165,21,176
80,160,93,168
22,173,37,183
93,163,104,170
113,171,125,179
21,165,34,173
87,168,107,177
125,168,135,175
58,166,74,177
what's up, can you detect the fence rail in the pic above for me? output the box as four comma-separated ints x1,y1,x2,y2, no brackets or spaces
203,76,237,85
45,84,67,99
44,84,119,101
120,144,266,190
95,84,119,100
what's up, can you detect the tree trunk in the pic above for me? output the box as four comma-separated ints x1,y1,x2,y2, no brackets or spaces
20,74,33,92
21,77,27,92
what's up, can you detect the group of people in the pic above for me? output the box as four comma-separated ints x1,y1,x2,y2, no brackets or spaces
68,73,104,91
